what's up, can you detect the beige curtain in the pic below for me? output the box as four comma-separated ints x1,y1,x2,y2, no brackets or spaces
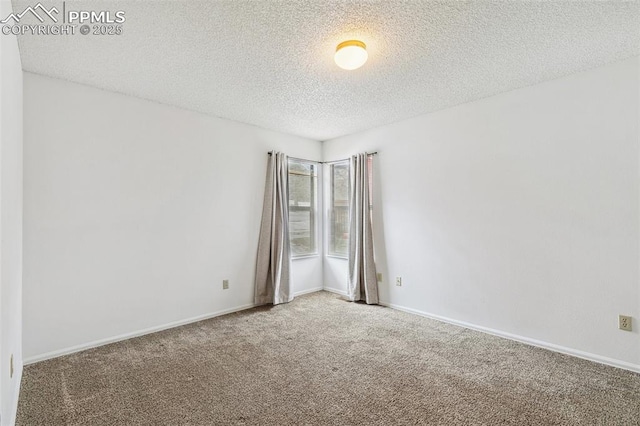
254,152,293,305
347,153,378,304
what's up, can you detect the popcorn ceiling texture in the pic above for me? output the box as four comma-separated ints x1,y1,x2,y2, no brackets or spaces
13,0,640,140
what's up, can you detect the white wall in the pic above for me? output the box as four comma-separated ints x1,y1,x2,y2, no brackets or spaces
23,73,322,361
323,57,640,370
0,0,24,422
20,52,640,375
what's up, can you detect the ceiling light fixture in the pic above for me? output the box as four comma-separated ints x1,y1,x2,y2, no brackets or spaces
334,40,368,70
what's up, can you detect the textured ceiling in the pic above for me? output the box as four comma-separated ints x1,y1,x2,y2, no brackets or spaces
12,0,640,140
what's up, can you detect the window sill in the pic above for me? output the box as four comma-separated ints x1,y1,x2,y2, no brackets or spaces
292,254,320,260
325,255,348,260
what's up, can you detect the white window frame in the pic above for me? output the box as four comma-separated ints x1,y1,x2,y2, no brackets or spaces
288,158,320,258
326,160,350,259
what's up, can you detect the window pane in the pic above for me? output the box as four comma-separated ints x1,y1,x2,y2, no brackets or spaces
329,161,349,257
288,159,317,256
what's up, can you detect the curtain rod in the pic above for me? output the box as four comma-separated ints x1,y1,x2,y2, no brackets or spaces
267,151,377,164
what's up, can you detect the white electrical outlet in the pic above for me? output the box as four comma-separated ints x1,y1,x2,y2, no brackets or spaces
377,273,382,282
395,277,402,286
223,279,229,290
619,315,632,331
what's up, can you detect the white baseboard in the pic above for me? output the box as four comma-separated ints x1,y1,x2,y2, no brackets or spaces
24,286,638,375
293,286,324,296
322,287,348,296
380,301,640,374
24,302,257,365
24,288,325,366
6,362,22,426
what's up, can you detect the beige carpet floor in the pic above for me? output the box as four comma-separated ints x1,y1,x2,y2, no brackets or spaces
17,291,640,425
